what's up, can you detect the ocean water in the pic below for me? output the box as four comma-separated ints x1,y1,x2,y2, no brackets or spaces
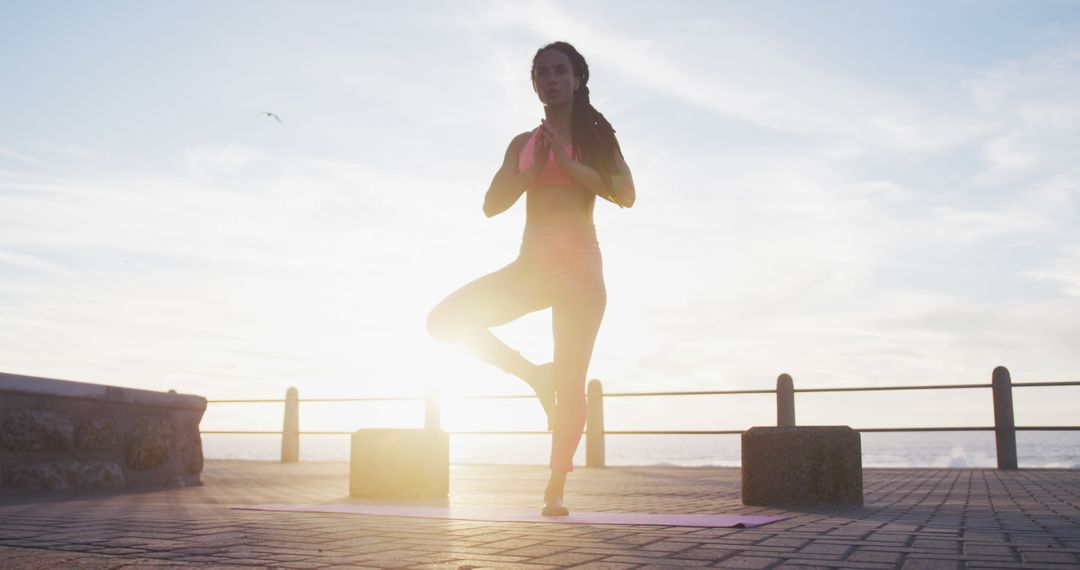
202,431,1080,468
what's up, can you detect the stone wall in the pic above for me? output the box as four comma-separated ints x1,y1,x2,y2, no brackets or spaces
0,372,206,490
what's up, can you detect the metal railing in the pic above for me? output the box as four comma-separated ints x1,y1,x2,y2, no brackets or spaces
202,366,1079,469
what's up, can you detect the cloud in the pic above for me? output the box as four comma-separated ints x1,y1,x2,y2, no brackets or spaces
934,44,1080,241
0,248,73,276
0,145,45,166
968,45,1080,122
37,141,104,161
1027,244,1080,298
183,144,268,177
981,136,1035,172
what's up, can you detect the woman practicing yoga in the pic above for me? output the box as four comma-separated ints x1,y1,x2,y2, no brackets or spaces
426,41,636,516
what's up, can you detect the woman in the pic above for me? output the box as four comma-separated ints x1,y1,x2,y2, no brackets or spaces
426,41,635,516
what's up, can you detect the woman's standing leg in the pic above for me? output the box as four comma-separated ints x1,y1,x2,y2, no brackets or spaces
544,253,607,514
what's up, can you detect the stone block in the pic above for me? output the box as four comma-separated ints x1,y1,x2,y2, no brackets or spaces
741,426,863,506
5,461,124,489
180,422,204,474
75,417,124,451
126,415,174,470
350,428,449,498
1,410,74,451
55,460,125,488
8,463,65,489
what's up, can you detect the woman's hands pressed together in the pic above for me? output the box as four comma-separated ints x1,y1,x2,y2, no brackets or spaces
539,119,572,167
530,122,552,176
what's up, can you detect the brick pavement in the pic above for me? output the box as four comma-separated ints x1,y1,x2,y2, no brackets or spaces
0,461,1077,569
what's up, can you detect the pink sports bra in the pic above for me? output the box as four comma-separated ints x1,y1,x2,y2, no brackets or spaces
518,129,576,187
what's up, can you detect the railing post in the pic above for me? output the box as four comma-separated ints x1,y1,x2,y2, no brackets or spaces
992,366,1018,469
586,379,605,468
281,387,299,463
777,373,795,427
425,392,441,430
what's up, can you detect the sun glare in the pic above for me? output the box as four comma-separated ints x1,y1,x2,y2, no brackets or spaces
422,357,548,434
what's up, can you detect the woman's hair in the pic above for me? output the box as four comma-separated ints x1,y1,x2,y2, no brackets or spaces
531,41,622,189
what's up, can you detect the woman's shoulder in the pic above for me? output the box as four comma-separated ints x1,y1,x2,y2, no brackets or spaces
505,130,536,159
498,130,537,166
510,130,535,147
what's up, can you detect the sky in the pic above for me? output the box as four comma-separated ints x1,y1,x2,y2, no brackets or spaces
2,1,1079,435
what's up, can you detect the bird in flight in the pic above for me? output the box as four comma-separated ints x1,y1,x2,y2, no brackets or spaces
260,112,282,123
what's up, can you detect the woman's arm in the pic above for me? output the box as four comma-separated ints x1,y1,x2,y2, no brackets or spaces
483,132,540,218
541,126,636,208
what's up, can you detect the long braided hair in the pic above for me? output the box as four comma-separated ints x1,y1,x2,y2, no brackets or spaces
531,41,622,190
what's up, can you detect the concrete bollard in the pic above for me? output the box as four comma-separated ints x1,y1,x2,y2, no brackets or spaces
777,373,795,427
281,387,299,463
992,366,1018,470
425,392,441,431
586,379,605,468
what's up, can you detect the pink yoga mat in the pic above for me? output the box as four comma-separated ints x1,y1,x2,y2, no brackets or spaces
235,503,787,528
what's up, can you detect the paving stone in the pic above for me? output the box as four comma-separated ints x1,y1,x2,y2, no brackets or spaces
42,543,104,552
634,563,713,570
757,538,810,549
674,547,737,561
176,555,249,563
776,559,894,570
1020,550,1080,563
440,561,559,569
528,551,610,566
563,562,639,570
640,539,700,553
865,532,912,543
483,537,544,549
253,553,316,562
910,538,961,552
962,544,1015,558
346,559,416,569
432,552,533,564
604,557,712,565
847,548,903,564
85,546,147,555
711,554,782,568
496,544,569,557
796,543,853,557
901,559,961,569
567,546,653,557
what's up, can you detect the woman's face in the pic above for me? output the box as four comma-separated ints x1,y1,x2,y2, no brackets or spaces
532,49,579,108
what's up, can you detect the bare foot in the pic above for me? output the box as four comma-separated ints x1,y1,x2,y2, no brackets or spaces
529,362,557,431
541,494,570,516
542,476,569,516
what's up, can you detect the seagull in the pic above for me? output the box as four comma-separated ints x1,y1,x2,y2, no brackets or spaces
260,111,282,123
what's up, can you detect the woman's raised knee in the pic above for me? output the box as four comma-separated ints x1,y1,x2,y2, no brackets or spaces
426,304,458,342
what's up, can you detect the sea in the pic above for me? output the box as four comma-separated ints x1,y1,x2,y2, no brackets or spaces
202,431,1080,468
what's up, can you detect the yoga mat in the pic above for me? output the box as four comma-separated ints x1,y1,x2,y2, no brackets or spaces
235,503,787,528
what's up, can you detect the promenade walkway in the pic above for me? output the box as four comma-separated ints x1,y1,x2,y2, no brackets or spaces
0,460,1077,569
